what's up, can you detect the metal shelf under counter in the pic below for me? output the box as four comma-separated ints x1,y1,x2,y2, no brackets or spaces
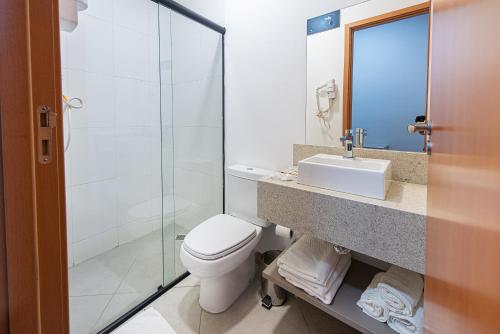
263,255,396,334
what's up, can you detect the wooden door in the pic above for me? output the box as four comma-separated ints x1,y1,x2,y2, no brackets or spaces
425,0,500,333
0,0,69,333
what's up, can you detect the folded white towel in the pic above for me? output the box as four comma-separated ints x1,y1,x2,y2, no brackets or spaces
278,254,351,295
277,235,341,285
279,254,351,304
356,272,389,322
378,265,424,316
113,307,176,334
388,300,424,334
279,253,351,295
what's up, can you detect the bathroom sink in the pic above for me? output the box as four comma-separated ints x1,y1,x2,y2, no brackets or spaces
297,154,392,199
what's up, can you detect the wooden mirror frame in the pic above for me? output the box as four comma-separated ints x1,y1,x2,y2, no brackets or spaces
342,2,431,134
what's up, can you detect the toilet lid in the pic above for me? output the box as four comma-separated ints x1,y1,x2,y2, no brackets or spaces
183,214,257,260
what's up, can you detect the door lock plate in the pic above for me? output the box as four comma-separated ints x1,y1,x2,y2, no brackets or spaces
37,105,57,164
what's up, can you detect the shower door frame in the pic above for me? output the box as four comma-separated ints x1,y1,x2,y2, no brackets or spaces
96,1,226,333
0,0,69,333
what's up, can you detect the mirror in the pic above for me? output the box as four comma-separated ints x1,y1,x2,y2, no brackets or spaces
306,0,430,152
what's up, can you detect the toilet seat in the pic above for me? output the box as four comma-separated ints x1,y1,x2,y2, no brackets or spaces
183,214,257,260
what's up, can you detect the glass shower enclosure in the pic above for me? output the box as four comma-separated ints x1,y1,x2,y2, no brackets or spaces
60,0,224,332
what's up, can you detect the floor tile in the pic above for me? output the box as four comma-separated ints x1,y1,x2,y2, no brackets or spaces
94,293,144,331
70,295,112,334
116,255,163,294
200,279,310,334
151,286,202,334
70,231,163,333
174,274,200,288
130,230,163,260
70,228,357,334
69,257,132,297
112,271,362,334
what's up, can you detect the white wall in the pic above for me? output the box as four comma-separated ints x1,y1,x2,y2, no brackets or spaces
306,0,427,147
62,0,162,266
224,0,367,171
175,0,225,26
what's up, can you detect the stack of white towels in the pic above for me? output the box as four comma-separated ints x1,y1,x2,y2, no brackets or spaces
357,265,424,334
277,235,351,304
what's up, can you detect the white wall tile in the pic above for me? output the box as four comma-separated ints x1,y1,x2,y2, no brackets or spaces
72,180,117,242
150,127,162,177
66,187,74,267
171,13,223,84
113,25,150,81
160,83,173,127
172,77,222,128
66,14,113,75
115,127,153,178
115,174,152,227
60,33,69,69
148,82,161,127
158,6,172,62
84,0,113,22
150,172,163,214
61,69,69,91
161,126,174,196
118,220,153,245
114,77,151,127
73,229,118,264
174,200,221,233
148,34,161,83
158,4,172,87
65,70,115,128
70,128,115,185
173,168,221,208
173,126,222,176
64,150,72,188
113,0,157,35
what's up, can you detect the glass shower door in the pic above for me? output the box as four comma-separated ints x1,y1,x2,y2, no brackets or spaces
63,0,223,331
62,0,170,332
158,4,224,281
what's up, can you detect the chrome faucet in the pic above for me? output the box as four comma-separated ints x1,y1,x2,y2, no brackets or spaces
340,129,354,158
355,128,367,148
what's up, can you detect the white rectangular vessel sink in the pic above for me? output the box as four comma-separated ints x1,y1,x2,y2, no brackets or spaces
297,154,392,200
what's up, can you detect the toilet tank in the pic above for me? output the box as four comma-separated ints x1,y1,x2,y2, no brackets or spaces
226,165,274,227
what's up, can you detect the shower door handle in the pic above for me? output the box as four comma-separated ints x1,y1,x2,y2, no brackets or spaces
37,105,57,164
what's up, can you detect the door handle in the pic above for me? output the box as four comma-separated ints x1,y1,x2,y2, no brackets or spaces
407,120,432,155
407,121,432,135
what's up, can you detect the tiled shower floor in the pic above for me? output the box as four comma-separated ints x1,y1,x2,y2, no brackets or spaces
69,229,186,334
70,230,359,334
115,274,360,334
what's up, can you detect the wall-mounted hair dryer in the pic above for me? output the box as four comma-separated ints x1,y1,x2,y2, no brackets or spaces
315,79,336,128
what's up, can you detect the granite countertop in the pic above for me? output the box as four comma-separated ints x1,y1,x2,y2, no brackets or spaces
257,178,427,274
261,178,427,216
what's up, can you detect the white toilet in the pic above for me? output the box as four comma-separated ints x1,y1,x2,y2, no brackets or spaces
180,165,274,313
